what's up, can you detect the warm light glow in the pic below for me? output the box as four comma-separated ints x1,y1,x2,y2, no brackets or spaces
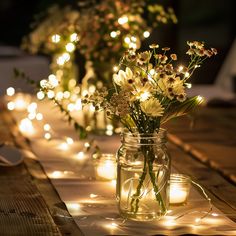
88,85,96,94
212,213,219,217
65,43,75,52
124,36,131,44
76,151,86,160
110,179,116,187
66,137,74,145
51,34,60,43
57,53,70,65
44,132,51,140
110,31,117,38
162,217,176,227
185,72,190,77
58,142,69,151
47,90,55,99
36,113,43,121
113,66,118,72
28,113,36,120
6,87,15,96
139,91,151,102
50,171,63,178
149,69,155,75
67,103,75,111
90,194,98,198
143,31,150,38
66,202,81,211
7,102,15,110
43,124,51,131
40,79,48,87
197,95,204,103
118,15,128,25
19,118,35,135
185,83,192,89
27,102,37,113
178,65,184,72
170,184,188,204
70,33,79,42
14,94,30,111
63,91,71,99
106,124,114,136
84,142,90,148
75,98,82,110
56,91,64,100
48,74,59,87
96,157,117,180
37,91,45,100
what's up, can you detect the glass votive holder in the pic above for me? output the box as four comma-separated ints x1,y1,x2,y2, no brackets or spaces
169,173,191,205
95,153,117,181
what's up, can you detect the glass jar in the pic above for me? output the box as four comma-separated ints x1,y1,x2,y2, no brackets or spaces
116,129,170,221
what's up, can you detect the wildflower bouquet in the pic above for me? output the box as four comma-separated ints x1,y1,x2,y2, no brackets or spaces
86,41,217,133
85,41,217,218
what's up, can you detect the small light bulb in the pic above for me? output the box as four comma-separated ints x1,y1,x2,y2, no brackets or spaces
6,87,15,96
66,137,74,145
178,65,184,72
118,16,128,25
36,113,43,121
110,31,117,38
37,91,45,100
143,31,150,38
70,33,79,42
124,36,130,44
65,43,75,52
44,132,51,140
43,124,51,131
47,90,55,99
7,102,15,110
51,34,60,43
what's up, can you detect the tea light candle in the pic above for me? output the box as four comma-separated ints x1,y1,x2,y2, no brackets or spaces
169,174,191,205
95,154,117,180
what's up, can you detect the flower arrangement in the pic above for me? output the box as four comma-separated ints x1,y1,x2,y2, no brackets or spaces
84,41,217,218
22,1,176,91
85,41,217,133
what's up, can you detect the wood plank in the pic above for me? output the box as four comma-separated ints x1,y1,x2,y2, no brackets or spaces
0,108,83,236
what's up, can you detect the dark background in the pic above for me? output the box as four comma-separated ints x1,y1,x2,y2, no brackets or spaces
0,0,235,84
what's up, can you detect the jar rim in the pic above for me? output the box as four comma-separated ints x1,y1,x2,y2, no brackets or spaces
170,173,191,183
121,128,167,137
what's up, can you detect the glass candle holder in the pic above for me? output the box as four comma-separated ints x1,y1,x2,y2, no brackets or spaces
169,174,191,205
95,153,117,181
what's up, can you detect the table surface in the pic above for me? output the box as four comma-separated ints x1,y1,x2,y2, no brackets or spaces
0,102,236,235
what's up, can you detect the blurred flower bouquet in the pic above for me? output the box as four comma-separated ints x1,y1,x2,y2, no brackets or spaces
84,41,217,219
22,0,176,91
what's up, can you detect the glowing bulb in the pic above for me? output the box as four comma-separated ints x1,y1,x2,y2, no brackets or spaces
65,43,75,52
90,194,98,198
70,33,79,42
6,87,15,96
197,95,204,103
212,213,219,217
139,91,150,101
75,99,82,110
27,102,37,113
58,142,69,151
51,34,60,43
28,113,36,120
67,103,75,111
66,137,74,145
19,118,35,135
149,69,155,75
110,31,117,38
44,132,51,140
195,218,201,224
143,31,150,38
7,101,15,110
76,151,85,160
118,15,128,25
47,90,55,99
185,72,190,77
131,36,137,42
40,79,48,87
63,91,70,99
124,37,130,44
185,83,192,89
113,66,118,72
50,171,62,178
67,202,81,211
43,124,51,131
36,113,43,121
178,66,184,72
106,222,118,229
84,142,90,148
37,91,45,100
56,91,63,100
48,74,59,87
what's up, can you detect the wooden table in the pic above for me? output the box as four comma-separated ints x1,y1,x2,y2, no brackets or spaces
0,105,236,235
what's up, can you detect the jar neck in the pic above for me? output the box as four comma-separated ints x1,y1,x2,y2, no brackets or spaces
121,129,167,146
